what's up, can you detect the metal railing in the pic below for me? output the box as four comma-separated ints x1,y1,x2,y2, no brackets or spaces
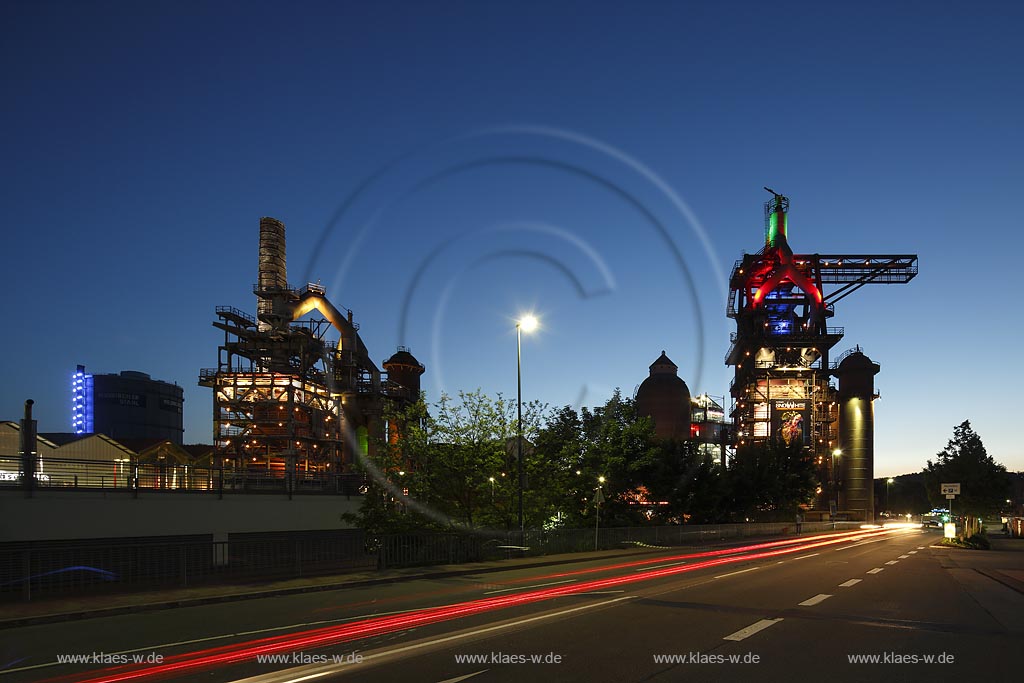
1,522,863,602
0,456,366,495
0,530,375,602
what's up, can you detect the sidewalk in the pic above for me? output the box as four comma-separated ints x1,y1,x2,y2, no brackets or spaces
930,533,1024,632
949,535,1024,593
0,545,669,630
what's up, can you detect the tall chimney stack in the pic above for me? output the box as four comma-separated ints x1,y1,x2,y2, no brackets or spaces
257,217,288,331
20,399,37,493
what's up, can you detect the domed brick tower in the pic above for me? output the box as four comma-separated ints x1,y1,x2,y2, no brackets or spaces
635,351,692,440
382,346,425,402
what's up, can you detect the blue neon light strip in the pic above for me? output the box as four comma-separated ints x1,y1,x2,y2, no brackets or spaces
71,367,94,434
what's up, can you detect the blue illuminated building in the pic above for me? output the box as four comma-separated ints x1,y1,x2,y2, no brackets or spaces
70,365,184,444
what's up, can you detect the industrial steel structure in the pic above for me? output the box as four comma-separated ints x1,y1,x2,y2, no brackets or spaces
726,190,917,520
199,217,423,487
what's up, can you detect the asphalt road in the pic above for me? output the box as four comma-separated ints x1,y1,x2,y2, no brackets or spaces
3,527,1020,683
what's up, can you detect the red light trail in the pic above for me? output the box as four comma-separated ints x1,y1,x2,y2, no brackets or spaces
46,527,906,683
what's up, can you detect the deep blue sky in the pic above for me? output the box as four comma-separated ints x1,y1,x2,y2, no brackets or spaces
3,1,1021,476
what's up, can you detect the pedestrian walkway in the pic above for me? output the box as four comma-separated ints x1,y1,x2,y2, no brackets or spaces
930,534,1024,632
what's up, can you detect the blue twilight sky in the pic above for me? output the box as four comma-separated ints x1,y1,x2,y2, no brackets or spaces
3,1,1022,477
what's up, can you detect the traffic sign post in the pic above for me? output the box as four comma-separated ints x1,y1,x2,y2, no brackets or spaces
941,483,960,536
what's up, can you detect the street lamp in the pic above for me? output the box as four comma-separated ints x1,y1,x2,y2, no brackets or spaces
489,476,495,502
516,314,538,538
594,476,606,551
885,477,895,517
831,448,842,524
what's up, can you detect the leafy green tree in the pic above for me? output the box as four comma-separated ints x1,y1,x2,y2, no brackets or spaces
534,391,663,527
348,390,547,533
923,421,1009,518
639,439,729,524
726,439,817,521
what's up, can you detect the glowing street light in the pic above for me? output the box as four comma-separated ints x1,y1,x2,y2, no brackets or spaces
831,448,842,525
516,314,539,537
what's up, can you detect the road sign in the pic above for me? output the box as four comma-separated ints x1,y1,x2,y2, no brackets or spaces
945,494,955,499
940,483,960,495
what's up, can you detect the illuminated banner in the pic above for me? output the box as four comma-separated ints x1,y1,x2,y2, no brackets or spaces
771,400,810,446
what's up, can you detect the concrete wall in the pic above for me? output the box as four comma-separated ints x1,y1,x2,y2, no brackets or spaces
0,490,362,542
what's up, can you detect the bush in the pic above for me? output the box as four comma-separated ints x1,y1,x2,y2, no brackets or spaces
939,532,990,550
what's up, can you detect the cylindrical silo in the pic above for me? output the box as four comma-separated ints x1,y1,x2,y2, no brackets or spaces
834,349,880,521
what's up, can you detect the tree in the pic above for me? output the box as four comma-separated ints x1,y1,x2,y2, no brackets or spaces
534,391,663,527
726,439,817,521
638,438,729,524
923,421,1009,518
347,390,548,533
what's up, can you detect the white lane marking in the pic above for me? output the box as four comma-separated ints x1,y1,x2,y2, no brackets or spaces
899,554,910,559
838,579,862,587
437,671,489,683
714,567,760,579
908,550,918,554
723,618,783,641
577,590,625,595
483,579,576,594
242,597,637,682
917,546,925,549
352,596,636,666
792,553,820,561
798,594,832,606
636,560,689,572
282,673,335,683
834,536,891,551
885,560,899,565
867,568,885,574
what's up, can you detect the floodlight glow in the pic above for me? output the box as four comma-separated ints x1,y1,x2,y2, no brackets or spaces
518,315,538,333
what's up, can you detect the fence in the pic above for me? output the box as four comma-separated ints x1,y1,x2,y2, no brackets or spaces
0,456,366,496
0,521,861,603
0,530,375,602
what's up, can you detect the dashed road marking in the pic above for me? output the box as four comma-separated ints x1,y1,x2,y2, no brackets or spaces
885,560,899,565
839,579,862,587
798,594,832,606
723,618,783,641
483,579,576,594
867,568,885,574
714,567,760,579
636,560,690,572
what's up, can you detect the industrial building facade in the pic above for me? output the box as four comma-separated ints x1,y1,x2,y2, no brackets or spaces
726,191,917,520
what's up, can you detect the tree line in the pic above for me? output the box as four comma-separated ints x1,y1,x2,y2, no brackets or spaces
349,389,818,533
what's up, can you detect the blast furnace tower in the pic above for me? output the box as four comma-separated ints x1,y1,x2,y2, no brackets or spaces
199,217,423,487
726,190,917,520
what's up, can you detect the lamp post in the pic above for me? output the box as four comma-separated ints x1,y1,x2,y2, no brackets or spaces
885,477,894,518
594,476,606,551
516,315,538,539
489,476,495,502
831,448,842,526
